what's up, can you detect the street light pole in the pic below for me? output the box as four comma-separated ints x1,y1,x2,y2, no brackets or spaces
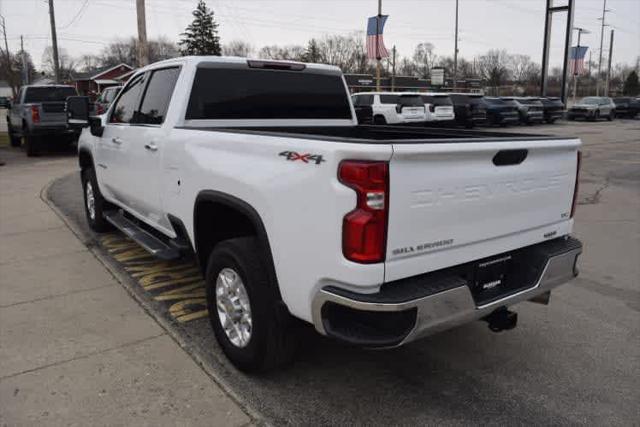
596,0,610,95
453,0,459,89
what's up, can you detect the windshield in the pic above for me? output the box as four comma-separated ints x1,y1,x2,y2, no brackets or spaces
421,95,452,106
24,87,77,103
581,97,600,105
100,87,121,103
484,98,505,105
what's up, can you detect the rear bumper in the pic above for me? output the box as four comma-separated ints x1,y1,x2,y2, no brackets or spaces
29,124,80,136
312,236,582,347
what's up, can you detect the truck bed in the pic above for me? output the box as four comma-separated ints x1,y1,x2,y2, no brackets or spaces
178,125,559,144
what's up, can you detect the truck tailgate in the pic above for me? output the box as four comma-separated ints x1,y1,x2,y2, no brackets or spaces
385,138,580,282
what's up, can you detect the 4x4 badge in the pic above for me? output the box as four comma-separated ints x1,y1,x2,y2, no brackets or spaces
279,151,325,165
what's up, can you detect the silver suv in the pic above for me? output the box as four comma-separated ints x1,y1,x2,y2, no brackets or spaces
568,96,616,121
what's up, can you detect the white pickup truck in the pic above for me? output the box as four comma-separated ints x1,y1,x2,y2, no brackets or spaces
67,56,583,372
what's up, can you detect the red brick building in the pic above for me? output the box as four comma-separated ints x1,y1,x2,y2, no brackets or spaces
72,63,133,97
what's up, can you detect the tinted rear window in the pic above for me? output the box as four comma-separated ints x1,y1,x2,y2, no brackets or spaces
24,87,77,103
421,95,452,106
450,95,483,105
353,94,373,106
186,68,351,120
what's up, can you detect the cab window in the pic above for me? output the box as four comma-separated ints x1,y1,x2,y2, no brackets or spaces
138,67,180,125
109,74,145,124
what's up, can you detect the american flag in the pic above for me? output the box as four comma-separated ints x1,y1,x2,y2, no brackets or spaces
569,46,588,75
366,15,389,60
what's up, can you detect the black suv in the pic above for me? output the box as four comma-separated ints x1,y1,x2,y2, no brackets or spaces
482,97,520,126
449,93,486,128
613,97,640,118
540,97,565,123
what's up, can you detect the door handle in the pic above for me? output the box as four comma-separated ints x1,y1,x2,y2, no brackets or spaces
111,137,122,145
144,142,158,152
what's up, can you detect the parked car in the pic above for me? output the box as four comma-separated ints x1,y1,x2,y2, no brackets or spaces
612,97,640,118
351,94,373,124
502,97,544,125
94,86,123,115
540,97,565,123
419,93,455,123
568,96,616,121
482,97,520,126
449,93,487,128
67,56,583,372
352,92,427,125
0,96,10,108
7,85,80,156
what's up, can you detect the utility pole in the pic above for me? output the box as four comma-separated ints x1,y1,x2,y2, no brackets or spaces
136,0,149,66
0,14,16,97
596,0,610,95
375,0,382,91
391,45,396,91
605,29,614,96
20,35,28,85
453,0,459,89
47,0,61,83
572,27,589,104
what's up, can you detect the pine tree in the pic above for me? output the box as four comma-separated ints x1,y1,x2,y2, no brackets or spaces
179,0,221,56
302,39,321,63
623,70,639,96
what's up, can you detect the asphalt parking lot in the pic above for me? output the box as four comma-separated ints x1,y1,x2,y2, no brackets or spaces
2,117,639,425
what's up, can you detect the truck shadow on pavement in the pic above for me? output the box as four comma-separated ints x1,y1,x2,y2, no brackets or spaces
46,171,630,426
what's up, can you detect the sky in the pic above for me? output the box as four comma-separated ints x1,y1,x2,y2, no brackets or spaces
1,0,638,71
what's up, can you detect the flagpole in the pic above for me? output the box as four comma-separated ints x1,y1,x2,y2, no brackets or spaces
376,0,382,91
572,27,589,105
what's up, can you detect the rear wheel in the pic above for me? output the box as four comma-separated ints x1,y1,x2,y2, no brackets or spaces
205,237,297,372
24,134,40,157
81,167,113,232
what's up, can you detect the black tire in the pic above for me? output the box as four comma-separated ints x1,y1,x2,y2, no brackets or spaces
24,134,40,157
7,123,21,147
373,115,387,125
81,167,113,232
607,111,614,121
205,237,297,372
592,111,600,121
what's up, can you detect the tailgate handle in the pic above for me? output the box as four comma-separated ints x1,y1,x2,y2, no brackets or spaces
493,149,528,166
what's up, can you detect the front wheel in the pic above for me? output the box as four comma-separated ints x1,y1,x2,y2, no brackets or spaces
81,167,113,232
206,237,297,372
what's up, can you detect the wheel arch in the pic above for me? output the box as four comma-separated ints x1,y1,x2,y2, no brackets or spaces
78,148,94,171
193,190,282,298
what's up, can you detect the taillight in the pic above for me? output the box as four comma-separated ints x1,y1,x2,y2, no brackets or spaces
339,160,389,263
31,105,40,123
570,151,581,218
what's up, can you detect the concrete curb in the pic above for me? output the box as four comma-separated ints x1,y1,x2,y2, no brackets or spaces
40,173,268,427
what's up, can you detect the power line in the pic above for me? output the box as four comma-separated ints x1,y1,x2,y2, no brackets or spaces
59,0,89,30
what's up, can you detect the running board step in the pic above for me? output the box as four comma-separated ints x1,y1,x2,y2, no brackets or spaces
104,211,180,260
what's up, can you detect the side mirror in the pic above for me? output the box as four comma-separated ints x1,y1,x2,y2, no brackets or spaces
66,96,90,127
89,116,104,137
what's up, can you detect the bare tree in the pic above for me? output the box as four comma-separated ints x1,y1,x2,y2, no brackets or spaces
412,43,437,79
258,45,305,61
509,54,538,84
477,49,510,89
222,40,253,57
42,46,76,80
